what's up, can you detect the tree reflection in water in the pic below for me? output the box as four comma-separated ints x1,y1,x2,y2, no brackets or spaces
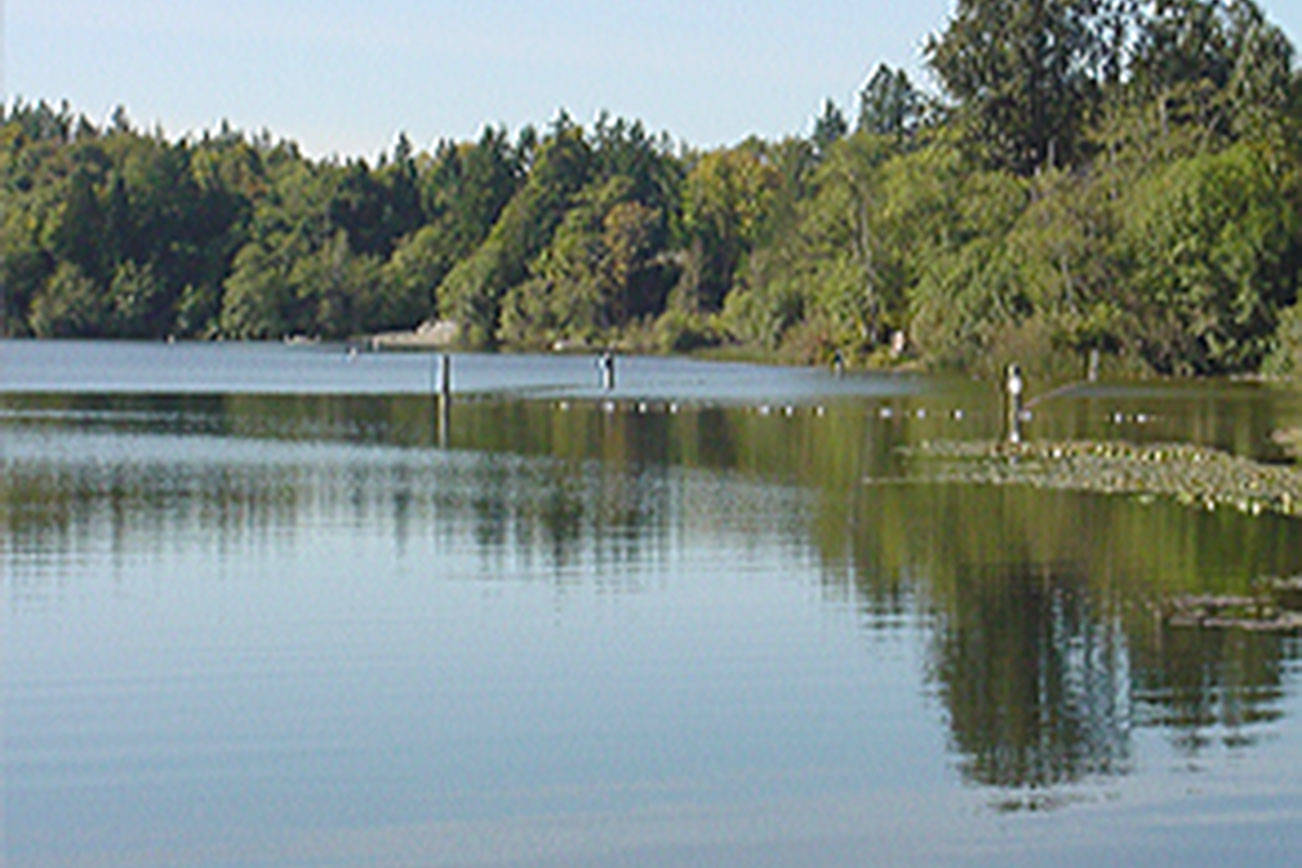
4,390,1302,799
831,477,1302,793
928,561,1131,788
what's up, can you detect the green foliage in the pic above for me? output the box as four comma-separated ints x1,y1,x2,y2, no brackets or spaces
108,260,169,337
727,136,1008,362
422,127,523,257
0,215,51,337
379,224,457,330
45,167,107,281
1263,302,1302,377
653,308,718,353
680,145,783,311
498,173,673,348
857,64,923,141
174,282,222,338
219,240,298,339
1116,143,1300,373
289,230,384,339
926,0,1104,174
438,128,592,347
29,262,105,337
910,234,1029,368
811,99,848,156
718,254,805,349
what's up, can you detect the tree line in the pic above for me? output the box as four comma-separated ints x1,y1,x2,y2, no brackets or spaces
3,0,1301,376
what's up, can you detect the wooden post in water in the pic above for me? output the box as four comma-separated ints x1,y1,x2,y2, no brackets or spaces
437,398,450,449
437,353,452,404
434,354,451,448
1005,363,1024,444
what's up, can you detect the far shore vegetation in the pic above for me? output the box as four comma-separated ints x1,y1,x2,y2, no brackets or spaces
3,0,1302,380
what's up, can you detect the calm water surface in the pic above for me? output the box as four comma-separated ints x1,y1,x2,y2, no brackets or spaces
5,340,1302,865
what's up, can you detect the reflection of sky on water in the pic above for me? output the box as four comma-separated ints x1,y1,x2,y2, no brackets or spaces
5,418,938,865
5,344,1302,864
0,338,931,402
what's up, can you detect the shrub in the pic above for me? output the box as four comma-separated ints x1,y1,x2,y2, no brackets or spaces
654,309,717,353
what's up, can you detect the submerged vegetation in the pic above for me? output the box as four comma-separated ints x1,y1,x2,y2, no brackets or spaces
901,438,1302,517
3,0,1302,377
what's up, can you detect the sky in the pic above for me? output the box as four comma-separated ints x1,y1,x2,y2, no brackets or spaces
5,1,1302,160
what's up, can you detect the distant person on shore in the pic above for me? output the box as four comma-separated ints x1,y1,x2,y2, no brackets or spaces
597,350,615,390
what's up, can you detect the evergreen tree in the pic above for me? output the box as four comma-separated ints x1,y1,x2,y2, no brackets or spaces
857,64,923,141
812,99,849,156
927,0,1104,173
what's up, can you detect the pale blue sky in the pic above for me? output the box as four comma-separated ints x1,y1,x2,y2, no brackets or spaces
6,1,1301,159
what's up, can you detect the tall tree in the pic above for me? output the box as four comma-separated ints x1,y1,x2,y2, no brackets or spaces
423,127,522,257
45,167,106,280
29,262,105,337
812,99,849,156
107,260,169,337
1116,142,1301,373
437,127,592,347
680,145,783,310
926,0,1103,174
857,64,923,141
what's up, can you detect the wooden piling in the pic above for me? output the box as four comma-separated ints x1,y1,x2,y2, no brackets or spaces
1006,363,1024,444
437,353,451,403
433,354,451,448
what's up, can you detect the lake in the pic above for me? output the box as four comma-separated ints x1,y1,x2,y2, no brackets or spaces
5,340,1302,866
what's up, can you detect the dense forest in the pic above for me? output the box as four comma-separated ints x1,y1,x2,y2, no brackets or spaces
3,0,1302,377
